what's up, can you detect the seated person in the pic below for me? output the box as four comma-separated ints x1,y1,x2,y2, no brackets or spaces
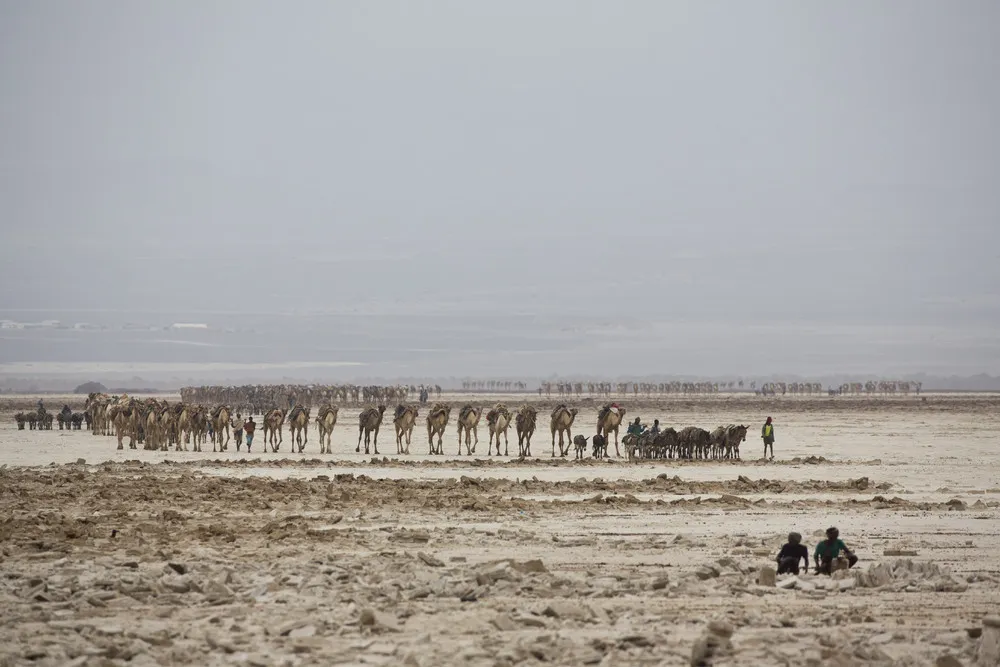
626,417,645,436
776,532,809,575
814,526,858,574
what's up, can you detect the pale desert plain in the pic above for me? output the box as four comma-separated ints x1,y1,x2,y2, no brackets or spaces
1,392,999,667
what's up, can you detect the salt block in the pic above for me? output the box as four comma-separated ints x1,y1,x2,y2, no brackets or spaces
757,566,776,587
977,617,1000,666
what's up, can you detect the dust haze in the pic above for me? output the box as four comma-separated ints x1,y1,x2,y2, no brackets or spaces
2,2,999,382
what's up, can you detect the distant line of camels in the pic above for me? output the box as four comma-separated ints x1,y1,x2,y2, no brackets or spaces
176,378,924,412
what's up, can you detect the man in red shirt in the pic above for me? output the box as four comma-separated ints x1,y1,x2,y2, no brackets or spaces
243,416,256,451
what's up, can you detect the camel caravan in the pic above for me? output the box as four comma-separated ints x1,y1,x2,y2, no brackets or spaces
14,393,759,464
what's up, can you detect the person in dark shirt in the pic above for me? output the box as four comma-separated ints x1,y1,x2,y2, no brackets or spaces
814,526,858,574
776,532,809,574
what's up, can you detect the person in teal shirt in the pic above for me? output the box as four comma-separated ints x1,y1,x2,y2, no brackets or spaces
814,526,858,574
626,417,645,437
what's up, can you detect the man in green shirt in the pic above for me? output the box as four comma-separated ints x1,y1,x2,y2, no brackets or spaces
814,526,858,574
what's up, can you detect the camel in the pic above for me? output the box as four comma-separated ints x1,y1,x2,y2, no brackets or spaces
144,408,162,451
70,413,85,429
456,405,482,456
549,404,578,457
573,434,588,460
315,403,339,454
486,403,513,456
189,405,208,452
393,404,419,454
515,405,537,457
174,404,192,451
85,392,110,436
596,404,627,456
14,413,26,430
112,398,139,450
356,405,387,454
263,408,286,452
160,406,180,451
288,405,310,453
211,405,232,452
425,403,451,455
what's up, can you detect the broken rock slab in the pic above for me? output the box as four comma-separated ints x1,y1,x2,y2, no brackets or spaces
417,552,444,568
510,559,547,574
360,608,401,633
542,601,594,622
492,614,518,632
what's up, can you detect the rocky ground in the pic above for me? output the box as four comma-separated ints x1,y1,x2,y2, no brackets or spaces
1,462,999,667
2,393,999,666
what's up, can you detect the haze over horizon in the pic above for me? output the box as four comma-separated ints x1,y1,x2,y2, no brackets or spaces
2,2,998,380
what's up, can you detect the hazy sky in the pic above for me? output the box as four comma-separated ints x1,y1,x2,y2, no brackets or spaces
1,2,998,379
